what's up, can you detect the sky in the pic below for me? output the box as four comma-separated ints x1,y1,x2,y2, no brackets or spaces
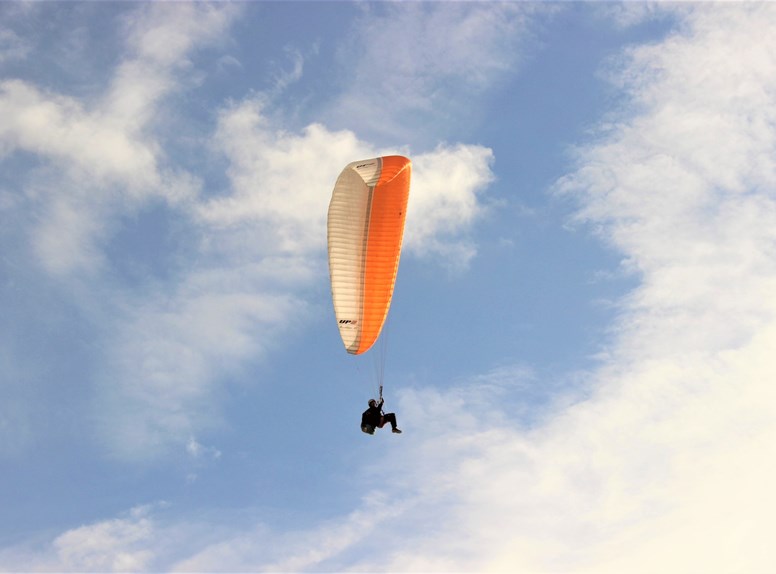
1,1,776,572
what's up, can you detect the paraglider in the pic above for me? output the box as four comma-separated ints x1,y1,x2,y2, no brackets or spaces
361,386,402,435
327,155,411,435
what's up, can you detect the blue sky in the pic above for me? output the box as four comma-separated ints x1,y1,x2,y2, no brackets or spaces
2,2,776,572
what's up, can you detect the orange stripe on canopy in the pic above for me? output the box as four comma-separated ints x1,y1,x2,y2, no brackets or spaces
357,156,411,354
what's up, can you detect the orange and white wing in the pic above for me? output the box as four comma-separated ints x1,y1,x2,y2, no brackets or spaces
327,155,411,355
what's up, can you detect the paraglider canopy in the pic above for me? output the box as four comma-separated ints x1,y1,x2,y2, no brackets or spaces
327,155,411,355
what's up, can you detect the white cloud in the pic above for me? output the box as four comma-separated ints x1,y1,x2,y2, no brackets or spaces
200,98,496,267
0,505,162,572
0,77,180,275
594,1,680,30
0,4,237,277
0,3,249,458
406,144,495,267
53,506,156,573
186,437,221,460
171,494,403,572
0,497,403,573
327,2,544,142
94,259,313,460
0,80,157,186
267,47,305,97
0,28,30,64
198,99,367,254
111,2,237,129
558,3,776,362
120,3,235,68
0,3,38,64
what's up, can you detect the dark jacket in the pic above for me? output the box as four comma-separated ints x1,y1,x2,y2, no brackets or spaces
361,398,384,429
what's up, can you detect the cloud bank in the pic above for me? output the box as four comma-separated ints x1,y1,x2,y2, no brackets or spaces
10,4,772,572
6,3,774,573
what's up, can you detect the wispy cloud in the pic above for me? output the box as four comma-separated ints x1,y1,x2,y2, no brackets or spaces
0,505,159,572
198,98,367,254
94,269,310,460
0,4,245,465
0,28,30,65
0,3,37,65
326,2,546,144
0,4,236,277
